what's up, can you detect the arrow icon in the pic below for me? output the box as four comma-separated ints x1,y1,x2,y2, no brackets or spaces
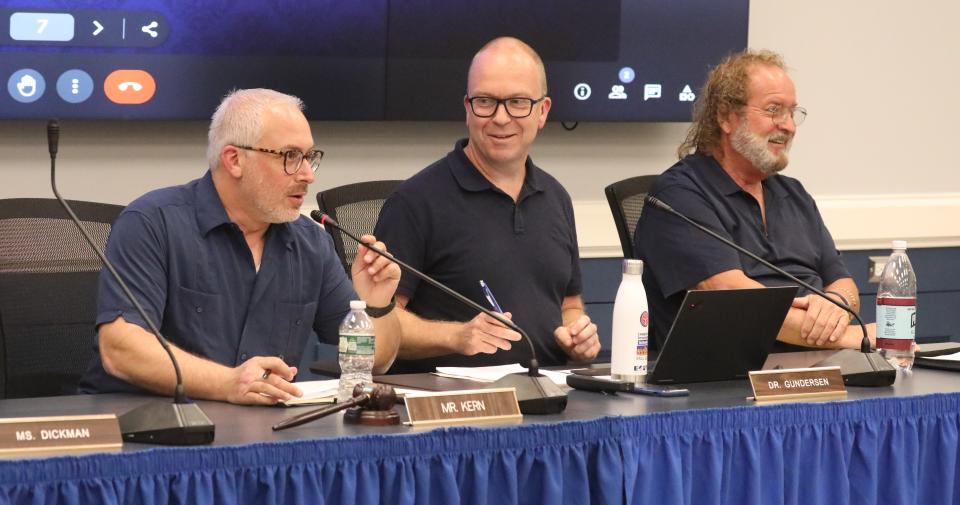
92,20,104,36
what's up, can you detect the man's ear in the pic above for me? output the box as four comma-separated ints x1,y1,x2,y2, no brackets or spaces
718,108,737,135
220,145,243,178
536,96,552,129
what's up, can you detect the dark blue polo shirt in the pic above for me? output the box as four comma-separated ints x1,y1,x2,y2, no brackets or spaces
79,171,356,394
374,139,583,372
634,153,851,350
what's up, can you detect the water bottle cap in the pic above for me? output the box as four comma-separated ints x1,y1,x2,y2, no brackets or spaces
350,300,367,310
891,240,907,250
622,259,643,275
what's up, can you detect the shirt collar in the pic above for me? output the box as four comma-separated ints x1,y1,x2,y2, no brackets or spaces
194,170,296,248
695,152,788,199
448,138,544,195
195,170,233,236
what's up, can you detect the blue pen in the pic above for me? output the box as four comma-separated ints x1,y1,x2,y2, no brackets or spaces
479,280,504,313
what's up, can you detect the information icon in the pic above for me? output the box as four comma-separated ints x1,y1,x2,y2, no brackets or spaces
573,83,592,101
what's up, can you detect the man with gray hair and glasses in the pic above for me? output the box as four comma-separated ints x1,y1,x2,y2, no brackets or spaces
80,88,404,404
635,49,875,353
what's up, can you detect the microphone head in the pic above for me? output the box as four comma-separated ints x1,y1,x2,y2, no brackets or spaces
309,210,337,228
644,195,668,211
47,119,60,156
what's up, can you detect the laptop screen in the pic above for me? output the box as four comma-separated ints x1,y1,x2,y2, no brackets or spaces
647,286,798,384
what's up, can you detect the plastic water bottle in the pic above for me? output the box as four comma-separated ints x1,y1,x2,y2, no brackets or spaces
337,300,375,402
876,240,917,372
611,259,650,383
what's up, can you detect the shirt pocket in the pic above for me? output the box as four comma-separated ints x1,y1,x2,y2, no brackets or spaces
169,285,223,356
279,301,318,365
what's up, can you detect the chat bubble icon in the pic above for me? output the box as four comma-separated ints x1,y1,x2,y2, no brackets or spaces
643,84,662,101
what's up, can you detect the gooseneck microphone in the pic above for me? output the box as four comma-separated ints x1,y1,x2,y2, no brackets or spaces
644,196,895,387
47,120,215,444
313,211,567,414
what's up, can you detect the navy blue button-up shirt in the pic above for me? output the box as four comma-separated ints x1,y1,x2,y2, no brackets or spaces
634,153,851,350
79,171,356,394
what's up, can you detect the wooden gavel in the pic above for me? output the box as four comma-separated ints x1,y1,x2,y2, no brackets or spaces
272,384,397,431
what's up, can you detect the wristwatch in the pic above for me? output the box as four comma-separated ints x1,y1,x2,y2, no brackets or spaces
364,297,396,318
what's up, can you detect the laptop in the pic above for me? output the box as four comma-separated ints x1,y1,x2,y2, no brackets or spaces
646,286,798,384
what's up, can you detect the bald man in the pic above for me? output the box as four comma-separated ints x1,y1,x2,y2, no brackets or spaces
376,37,600,373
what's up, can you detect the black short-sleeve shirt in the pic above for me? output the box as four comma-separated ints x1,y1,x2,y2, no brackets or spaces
79,171,356,394
374,139,583,372
634,153,851,350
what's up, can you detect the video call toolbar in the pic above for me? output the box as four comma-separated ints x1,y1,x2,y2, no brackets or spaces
0,1,748,121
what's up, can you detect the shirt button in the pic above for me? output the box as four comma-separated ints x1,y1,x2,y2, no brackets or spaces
279,354,285,361
295,319,302,326
195,306,203,313
240,353,247,361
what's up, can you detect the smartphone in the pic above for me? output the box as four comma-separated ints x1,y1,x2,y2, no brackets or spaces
630,384,690,397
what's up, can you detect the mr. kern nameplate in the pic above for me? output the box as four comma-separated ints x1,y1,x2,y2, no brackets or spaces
404,388,522,426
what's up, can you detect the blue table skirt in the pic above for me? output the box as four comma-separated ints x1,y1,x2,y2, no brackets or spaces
2,393,959,505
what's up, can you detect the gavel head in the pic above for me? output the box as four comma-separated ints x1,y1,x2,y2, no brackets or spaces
351,383,398,410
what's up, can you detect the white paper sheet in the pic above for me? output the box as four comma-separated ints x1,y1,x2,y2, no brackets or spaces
435,365,571,386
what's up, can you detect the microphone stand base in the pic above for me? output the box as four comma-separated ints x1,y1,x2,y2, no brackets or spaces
488,372,568,415
343,407,401,426
815,350,897,387
119,401,216,445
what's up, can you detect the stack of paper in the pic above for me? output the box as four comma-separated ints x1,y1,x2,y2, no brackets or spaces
278,379,339,406
434,365,571,386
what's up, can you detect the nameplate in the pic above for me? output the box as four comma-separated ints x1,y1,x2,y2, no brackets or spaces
404,388,522,427
0,414,122,456
749,366,847,402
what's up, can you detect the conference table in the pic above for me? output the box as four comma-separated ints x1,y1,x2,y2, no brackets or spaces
2,365,960,505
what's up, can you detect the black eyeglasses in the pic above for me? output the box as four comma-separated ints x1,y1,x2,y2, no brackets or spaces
235,145,325,175
467,96,546,118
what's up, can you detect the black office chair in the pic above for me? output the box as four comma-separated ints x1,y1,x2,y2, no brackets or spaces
0,198,124,398
604,175,659,259
316,180,403,274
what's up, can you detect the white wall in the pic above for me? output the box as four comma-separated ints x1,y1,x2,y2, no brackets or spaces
2,0,958,253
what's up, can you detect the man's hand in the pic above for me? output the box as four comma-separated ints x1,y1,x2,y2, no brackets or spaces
791,294,851,346
455,312,522,355
351,234,401,308
222,356,301,405
554,314,600,363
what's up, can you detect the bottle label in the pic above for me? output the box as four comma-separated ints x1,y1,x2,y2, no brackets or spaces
633,338,648,374
634,311,649,374
876,297,916,350
339,334,375,356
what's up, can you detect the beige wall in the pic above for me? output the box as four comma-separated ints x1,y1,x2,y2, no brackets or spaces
1,1,958,250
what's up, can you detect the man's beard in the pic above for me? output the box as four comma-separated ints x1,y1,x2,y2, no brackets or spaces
730,121,792,176
241,169,302,224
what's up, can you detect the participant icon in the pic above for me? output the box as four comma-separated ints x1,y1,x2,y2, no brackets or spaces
608,85,627,100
